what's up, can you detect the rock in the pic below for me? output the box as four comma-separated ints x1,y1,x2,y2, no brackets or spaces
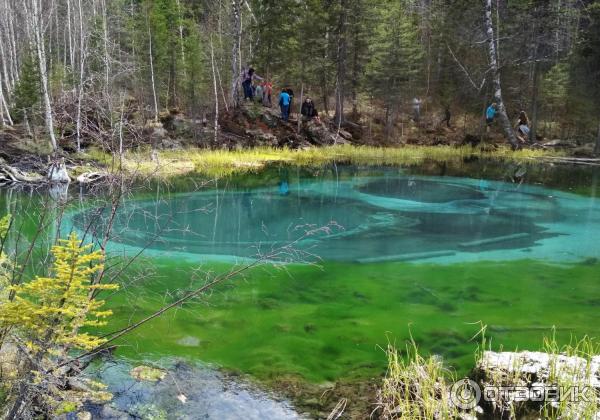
342,121,364,140
130,365,167,382
476,350,600,417
337,129,353,140
47,158,71,184
246,129,279,146
77,412,92,420
100,404,131,420
304,120,348,146
573,143,596,158
159,138,183,150
478,351,600,388
261,112,278,129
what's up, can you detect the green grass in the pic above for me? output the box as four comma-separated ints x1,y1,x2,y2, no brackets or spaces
375,340,461,419
83,145,562,178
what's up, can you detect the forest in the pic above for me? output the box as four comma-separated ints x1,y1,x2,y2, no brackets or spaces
0,0,599,155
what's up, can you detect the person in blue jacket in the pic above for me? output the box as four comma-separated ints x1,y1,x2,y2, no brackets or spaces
279,89,291,122
486,102,497,131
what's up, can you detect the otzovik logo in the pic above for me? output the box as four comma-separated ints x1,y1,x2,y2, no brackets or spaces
449,379,481,410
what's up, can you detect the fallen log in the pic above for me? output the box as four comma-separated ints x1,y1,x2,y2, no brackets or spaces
76,171,110,184
458,233,530,249
356,250,455,263
0,164,44,185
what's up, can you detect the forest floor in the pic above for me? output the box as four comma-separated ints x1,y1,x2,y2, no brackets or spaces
0,102,595,183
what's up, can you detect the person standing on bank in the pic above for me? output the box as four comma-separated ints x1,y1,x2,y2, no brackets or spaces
241,66,262,101
263,81,273,107
515,110,530,143
440,105,451,128
301,97,319,122
285,88,295,116
486,102,497,132
255,82,264,104
279,89,291,122
412,97,422,123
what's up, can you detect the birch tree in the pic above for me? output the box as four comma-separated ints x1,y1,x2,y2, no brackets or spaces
484,0,518,148
231,0,242,108
25,0,58,152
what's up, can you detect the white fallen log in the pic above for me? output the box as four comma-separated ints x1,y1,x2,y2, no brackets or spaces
76,171,109,184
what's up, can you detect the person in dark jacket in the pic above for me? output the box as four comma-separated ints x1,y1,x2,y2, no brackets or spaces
285,88,295,115
241,66,262,100
301,97,318,121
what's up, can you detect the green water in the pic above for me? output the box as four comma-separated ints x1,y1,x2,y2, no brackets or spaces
5,161,600,384
106,258,600,382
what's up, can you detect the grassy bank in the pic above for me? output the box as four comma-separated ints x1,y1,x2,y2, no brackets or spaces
85,144,562,178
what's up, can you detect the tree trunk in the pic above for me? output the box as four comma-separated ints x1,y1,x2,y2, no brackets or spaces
29,0,58,152
210,36,219,144
230,0,242,108
0,76,12,126
297,82,304,134
76,0,85,152
66,0,74,67
146,10,159,122
484,0,518,148
594,119,600,156
334,0,347,126
176,0,186,79
530,59,540,143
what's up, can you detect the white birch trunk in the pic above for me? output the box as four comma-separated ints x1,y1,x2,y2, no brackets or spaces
484,0,518,148
176,0,186,78
147,11,159,121
0,21,12,97
231,0,242,108
0,76,13,125
29,0,58,151
66,0,74,67
76,0,85,152
210,36,219,143
6,5,19,88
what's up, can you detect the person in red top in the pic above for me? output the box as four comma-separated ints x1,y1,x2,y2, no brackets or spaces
263,81,273,107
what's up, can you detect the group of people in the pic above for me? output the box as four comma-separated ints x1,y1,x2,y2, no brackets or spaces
241,67,272,106
241,65,320,124
486,103,531,143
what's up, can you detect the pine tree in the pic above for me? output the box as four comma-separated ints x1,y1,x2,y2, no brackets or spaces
367,0,423,137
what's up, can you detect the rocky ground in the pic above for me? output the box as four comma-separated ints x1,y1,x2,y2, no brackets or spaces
0,102,597,187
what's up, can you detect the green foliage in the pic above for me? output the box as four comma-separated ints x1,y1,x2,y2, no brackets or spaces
251,0,300,80
0,231,118,416
0,215,11,299
367,1,424,108
0,233,117,352
11,56,40,123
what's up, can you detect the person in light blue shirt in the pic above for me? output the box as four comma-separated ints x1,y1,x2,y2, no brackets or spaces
486,102,497,131
279,89,291,122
